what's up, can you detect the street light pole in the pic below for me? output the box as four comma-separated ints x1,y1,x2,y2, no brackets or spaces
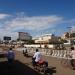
67,26,72,46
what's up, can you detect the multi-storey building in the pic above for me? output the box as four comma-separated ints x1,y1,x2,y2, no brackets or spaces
18,32,32,40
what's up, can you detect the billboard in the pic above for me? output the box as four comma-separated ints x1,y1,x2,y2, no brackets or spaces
4,36,11,40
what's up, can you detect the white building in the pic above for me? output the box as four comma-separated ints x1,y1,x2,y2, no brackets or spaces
34,34,58,44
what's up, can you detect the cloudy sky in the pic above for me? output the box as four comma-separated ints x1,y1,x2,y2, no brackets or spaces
0,0,75,40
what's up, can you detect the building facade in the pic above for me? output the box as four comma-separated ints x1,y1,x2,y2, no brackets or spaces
61,32,75,45
34,34,58,44
18,32,32,40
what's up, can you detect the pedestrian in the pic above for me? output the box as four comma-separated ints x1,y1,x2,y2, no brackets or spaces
7,47,15,65
70,47,75,69
44,45,48,55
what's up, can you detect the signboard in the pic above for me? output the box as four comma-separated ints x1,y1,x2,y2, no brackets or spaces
4,36,11,40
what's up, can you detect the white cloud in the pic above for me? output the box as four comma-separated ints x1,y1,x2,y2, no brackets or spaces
0,13,10,19
6,15,63,31
0,29,18,40
0,12,75,40
0,13,63,40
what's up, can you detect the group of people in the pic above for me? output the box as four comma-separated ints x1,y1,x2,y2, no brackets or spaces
6,47,45,66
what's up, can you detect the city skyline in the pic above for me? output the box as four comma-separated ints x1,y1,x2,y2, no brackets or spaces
0,0,75,40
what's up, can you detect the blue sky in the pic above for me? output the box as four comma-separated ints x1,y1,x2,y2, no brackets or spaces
0,0,75,40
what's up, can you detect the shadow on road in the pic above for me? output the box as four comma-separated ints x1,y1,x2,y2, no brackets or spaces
46,66,56,75
23,54,33,58
0,59,56,75
0,60,41,75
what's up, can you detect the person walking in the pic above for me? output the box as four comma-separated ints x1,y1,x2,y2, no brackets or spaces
7,47,15,65
70,47,75,69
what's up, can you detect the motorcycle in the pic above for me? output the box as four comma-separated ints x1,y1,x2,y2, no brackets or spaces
32,58,49,75
23,49,28,57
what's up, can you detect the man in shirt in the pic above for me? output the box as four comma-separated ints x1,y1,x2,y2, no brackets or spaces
33,49,42,62
32,49,42,67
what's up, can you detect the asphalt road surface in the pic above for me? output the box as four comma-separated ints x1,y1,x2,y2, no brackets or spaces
0,50,75,75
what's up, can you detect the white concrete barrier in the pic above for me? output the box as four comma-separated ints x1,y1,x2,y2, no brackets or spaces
24,44,54,48
15,47,72,59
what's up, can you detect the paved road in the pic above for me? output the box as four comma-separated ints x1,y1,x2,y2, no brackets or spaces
0,50,75,75
15,51,75,75
0,54,41,75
